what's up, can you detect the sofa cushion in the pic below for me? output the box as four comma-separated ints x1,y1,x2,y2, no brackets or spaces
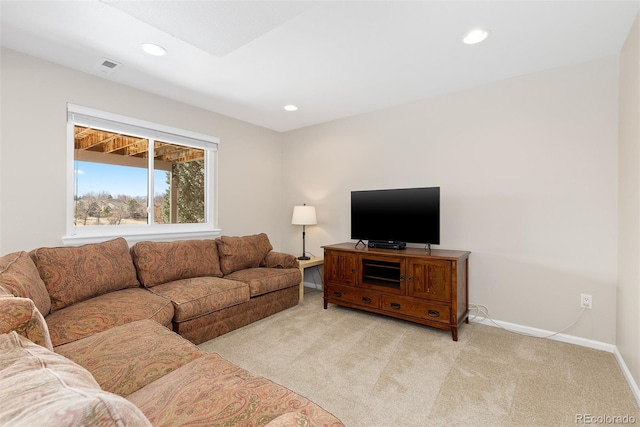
172,286,299,345
127,354,344,427
31,237,140,313
0,331,151,427
224,267,301,297
0,295,53,350
46,288,174,347
216,233,273,275
149,277,250,322
131,239,223,288
0,251,51,315
56,319,206,397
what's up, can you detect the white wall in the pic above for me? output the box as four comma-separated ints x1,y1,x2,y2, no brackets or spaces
0,44,627,348
282,56,619,344
618,11,640,390
0,48,285,253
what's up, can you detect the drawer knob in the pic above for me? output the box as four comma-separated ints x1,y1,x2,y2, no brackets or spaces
390,302,401,309
333,291,342,297
427,309,440,317
362,297,372,304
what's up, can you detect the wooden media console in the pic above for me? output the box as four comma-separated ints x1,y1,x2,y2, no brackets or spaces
322,242,470,341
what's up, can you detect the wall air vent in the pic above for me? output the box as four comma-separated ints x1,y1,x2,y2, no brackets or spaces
95,58,122,75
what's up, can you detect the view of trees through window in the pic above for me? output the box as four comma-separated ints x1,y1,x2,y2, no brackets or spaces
162,159,205,224
73,125,205,227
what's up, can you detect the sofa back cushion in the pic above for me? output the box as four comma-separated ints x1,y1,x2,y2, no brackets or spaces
216,233,273,275
0,331,151,427
0,251,51,316
31,237,140,313
131,239,223,287
0,295,53,350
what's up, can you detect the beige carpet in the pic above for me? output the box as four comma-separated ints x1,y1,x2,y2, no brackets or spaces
199,290,640,427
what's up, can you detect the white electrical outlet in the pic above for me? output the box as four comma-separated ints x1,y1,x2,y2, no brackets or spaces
580,294,593,309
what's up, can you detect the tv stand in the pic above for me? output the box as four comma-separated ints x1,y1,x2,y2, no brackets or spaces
322,243,470,341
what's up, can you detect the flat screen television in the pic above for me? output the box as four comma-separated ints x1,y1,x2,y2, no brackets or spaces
350,187,440,247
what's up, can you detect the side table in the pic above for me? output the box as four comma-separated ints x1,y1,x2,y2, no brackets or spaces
297,257,324,301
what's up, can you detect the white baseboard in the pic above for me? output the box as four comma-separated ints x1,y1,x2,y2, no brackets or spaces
470,316,640,406
614,346,640,407
470,315,615,351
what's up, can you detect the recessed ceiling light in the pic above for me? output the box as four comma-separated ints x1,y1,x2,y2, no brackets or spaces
141,43,167,56
284,105,298,111
463,29,490,45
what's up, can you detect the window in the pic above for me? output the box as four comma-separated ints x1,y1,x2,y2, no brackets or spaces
65,104,219,244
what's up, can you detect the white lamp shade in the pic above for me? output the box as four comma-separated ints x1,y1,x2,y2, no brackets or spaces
291,205,317,225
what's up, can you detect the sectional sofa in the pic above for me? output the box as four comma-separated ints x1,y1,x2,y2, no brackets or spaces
0,234,343,426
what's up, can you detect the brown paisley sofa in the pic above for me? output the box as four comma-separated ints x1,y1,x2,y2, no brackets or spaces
0,235,344,426
23,233,301,347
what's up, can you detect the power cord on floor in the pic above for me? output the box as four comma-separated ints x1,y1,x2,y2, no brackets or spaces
468,303,587,339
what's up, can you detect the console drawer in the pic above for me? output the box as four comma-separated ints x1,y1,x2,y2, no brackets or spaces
381,296,450,324
325,285,380,309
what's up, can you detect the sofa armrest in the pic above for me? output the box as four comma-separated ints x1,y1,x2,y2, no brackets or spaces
0,295,53,350
261,251,299,269
0,332,151,427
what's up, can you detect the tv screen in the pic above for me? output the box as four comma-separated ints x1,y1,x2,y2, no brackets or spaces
350,187,440,245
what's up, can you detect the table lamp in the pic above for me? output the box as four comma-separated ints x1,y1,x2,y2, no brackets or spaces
291,204,317,260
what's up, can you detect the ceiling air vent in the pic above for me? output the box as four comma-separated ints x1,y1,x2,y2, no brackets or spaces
95,58,122,75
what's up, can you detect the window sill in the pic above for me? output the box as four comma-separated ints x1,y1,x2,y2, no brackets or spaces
62,229,222,246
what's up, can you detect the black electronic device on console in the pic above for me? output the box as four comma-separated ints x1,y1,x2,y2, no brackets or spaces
368,240,407,250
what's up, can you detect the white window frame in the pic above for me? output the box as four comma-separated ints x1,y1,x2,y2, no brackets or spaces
64,103,220,245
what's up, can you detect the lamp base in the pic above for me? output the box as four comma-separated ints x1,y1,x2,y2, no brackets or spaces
298,256,311,260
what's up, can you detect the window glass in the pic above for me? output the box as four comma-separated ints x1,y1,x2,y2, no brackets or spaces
66,104,219,244
153,141,205,224
74,161,149,226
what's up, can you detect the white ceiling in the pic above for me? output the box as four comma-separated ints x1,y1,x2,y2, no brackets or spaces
1,1,638,132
